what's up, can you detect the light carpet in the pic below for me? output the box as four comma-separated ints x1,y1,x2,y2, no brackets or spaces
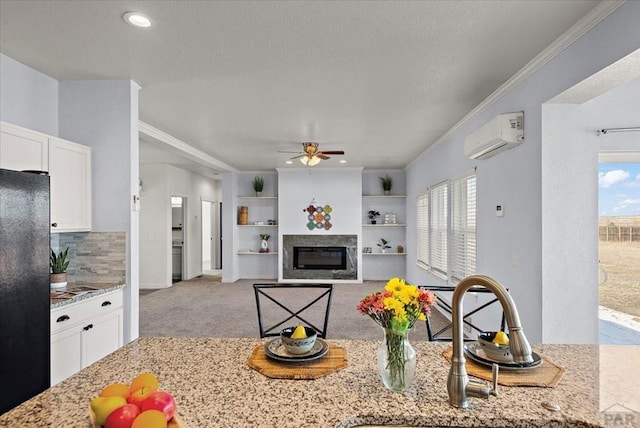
139,275,447,341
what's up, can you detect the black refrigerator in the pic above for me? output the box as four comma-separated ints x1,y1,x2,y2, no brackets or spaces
0,168,51,414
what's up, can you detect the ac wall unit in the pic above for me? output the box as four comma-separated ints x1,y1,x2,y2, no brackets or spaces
464,111,524,160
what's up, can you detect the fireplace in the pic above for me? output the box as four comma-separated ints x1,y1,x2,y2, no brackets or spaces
293,246,347,270
282,235,358,280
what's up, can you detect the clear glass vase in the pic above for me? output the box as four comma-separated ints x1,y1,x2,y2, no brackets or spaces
377,327,416,392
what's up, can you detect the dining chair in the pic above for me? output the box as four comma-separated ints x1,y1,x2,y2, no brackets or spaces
253,283,334,338
418,285,507,342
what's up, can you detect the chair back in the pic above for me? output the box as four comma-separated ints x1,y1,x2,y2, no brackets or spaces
253,283,334,338
418,285,507,342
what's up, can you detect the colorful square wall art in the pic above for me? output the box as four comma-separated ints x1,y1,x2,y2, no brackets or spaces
304,203,333,230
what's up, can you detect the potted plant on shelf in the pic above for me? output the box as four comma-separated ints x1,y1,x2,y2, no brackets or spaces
50,247,70,289
380,174,393,195
377,238,391,253
259,233,270,253
252,176,264,197
368,210,380,224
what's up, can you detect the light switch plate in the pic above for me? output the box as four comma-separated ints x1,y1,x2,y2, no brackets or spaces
496,204,504,217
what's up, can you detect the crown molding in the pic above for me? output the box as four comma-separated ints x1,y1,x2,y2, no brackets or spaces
408,0,627,169
138,121,237,173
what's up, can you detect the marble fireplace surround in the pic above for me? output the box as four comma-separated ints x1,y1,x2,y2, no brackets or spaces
282,234,357,280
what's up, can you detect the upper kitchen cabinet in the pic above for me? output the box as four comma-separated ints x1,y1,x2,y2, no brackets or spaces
49,137,91,232
0,122,92,233
0,122,49,172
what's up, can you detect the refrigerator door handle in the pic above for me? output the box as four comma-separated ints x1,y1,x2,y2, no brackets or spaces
56,315,70,323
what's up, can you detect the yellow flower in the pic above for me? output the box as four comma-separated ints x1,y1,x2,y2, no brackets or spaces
383,296,406,321
384,277,406,294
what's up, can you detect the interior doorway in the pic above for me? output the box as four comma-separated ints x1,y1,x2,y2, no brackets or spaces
171,196,186,283
201,199,221,273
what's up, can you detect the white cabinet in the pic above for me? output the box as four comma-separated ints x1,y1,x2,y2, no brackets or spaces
0,121,49,172
49,136,92,232
0,122,92,233
50,289,123,386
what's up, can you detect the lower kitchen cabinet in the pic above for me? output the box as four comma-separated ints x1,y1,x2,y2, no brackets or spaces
50,289,123,386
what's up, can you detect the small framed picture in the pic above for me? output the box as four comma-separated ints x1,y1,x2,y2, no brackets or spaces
363,247,372,254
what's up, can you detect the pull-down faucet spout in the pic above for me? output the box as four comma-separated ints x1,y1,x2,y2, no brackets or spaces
447,275,533,408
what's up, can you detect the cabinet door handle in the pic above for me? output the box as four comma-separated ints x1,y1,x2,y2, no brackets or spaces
51,222,58,227
101,301,112,307
83,324,94,331
56,315,70,322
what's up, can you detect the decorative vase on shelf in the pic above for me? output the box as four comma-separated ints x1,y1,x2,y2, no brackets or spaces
377,327,416,392
259,233,270,253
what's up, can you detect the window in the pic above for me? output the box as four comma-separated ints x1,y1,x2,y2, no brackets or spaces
415,171,476,283
451,173,476,282
416,190,429,269
430,181,448,278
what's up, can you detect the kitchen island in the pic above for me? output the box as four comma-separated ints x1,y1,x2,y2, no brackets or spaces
0,338,603,427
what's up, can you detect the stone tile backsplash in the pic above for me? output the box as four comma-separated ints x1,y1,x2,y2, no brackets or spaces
52,232,126,284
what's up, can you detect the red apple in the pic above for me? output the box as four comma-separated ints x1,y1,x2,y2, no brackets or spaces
141,391,176,421
105,403,140,428
127,386,155,410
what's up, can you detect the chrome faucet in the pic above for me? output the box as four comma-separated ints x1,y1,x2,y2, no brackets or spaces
447,275,533,408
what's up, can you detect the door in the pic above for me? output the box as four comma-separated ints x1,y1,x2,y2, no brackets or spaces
201,200,219,271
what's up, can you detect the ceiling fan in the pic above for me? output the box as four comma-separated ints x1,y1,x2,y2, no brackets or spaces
280,142,345,166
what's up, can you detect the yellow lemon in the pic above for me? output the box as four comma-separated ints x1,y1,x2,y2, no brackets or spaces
90,396,127,426
291,325,307,339
493,330,509,345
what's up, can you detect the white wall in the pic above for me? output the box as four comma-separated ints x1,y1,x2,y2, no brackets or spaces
405,1,640,343
140,163,220,288
278,167,363,282
139,164,171,288
58,79,140,343
0,54,58,136
541,77,640,344
221,171,239,282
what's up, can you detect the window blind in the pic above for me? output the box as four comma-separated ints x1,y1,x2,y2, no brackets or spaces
451,173,476,283
416,190,429,269
430,181,448,278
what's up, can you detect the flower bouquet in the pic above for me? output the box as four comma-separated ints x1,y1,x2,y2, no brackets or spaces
357,278,435,391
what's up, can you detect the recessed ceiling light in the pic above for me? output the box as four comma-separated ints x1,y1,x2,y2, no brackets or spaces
285,160,293,164
123,12,153,28
339,160,347,164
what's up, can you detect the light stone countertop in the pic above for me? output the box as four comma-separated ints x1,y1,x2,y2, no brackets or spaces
50,282,125,309
0,338,602,427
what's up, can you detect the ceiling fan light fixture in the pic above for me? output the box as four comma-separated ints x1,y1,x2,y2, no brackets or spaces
300,155,321,166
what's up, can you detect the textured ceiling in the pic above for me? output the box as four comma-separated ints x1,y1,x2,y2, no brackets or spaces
0,0,602,173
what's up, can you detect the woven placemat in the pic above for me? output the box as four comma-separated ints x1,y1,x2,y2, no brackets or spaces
442,346,566,387
246,342,348,379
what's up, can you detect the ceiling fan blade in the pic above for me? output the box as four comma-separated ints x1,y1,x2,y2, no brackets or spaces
316,154,330,160
289,154,305,160
278,150,304,154
318,150,345,155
